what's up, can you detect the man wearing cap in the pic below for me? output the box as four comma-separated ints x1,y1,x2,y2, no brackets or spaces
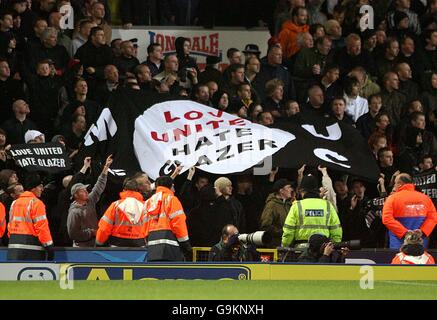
243,44,261,62
7,173,54,260
198,55,223,87
260,178,295,248
67,155,112,247
24,130,45,143
282,174,342,248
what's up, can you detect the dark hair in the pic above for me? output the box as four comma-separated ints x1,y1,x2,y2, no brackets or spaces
0,127,5,136
344,76,360,95
309,23,325,37
227,48,239,59
424,29,437,42
377,147,392,160
89,26,103,40
0,10,13,21
419,154,433,164
257,110,272,122
322,64,339,76
368,93,382,103
331,96,346,106
33,17,48,28
228,63,245,74
147,42,161,55
409,111,425,123
155,176,173,189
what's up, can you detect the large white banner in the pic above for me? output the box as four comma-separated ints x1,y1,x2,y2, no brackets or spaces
133,100,294,180
112,27,270,65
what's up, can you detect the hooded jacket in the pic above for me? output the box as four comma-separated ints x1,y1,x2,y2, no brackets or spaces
95,190,147,247
259,193,292,247
278,21,309,58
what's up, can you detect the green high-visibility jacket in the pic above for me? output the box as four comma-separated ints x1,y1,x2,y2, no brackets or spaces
281,197,342,247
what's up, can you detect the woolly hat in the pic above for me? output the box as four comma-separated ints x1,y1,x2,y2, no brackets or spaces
299,174,319,193
214,177,232,191
308,234,329,252
24,173,43,191
273,178,292,193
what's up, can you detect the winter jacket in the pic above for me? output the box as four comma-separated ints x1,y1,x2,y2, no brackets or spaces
259,193,292,247
382,183,437,249
278,21,309,58
67,173,107,247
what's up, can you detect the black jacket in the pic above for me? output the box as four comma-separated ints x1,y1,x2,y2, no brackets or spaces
75,42,113,80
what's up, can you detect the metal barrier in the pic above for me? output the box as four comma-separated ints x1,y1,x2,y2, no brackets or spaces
192,247,278,262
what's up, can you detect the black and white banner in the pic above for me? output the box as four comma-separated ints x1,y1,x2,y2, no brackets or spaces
82,89,380,181
413,169,437,203
10,142,71,173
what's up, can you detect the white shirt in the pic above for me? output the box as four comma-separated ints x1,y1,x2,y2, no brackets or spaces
344,94,368,123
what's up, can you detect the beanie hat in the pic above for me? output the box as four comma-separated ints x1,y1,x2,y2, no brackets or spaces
300,174,319,192
199,185,217,203
308,234,329,253
24,130,45,143
214,177,232,192
273,178,292,193
24,173,43,191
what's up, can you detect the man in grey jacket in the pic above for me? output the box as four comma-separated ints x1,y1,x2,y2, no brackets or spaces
67,155,113,247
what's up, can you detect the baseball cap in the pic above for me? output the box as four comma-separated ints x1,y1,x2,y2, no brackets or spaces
272,178,292,193
70,183,90,199
24,130,45,143
24,173,43,191
243,44,261,54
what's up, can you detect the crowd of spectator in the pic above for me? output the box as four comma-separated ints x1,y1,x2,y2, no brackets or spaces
0,0,437,253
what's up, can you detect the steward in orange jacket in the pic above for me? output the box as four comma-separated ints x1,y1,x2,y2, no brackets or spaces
278,7,310,58
391,230,435,265
7,174,54,260
382,174,437,249
144,176,192,261
96,179,147,247
0,202,6,238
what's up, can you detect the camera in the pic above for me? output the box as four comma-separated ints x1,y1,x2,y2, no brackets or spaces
238,231,272,247
178,67,194,82
333,240,361,250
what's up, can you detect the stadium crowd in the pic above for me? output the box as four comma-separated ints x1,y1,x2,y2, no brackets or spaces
0,0,437,263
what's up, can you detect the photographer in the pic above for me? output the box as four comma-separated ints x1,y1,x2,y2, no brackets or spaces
297,234,349,263
208,224,260,262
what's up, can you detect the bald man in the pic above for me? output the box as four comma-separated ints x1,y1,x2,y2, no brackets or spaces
382,173,437,249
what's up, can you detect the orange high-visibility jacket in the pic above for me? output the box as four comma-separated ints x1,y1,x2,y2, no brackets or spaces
278,21,310,58
391,252,435,264
96,191,147,246
7,191,53,247
144,186,189,261
0,202,6,238
382,184,437,249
